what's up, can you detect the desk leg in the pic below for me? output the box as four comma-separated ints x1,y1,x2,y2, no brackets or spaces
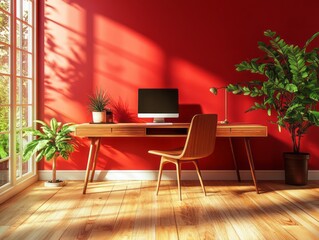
229,138,241,182
90,138,101,182
244,138,259,194
83,137,100,194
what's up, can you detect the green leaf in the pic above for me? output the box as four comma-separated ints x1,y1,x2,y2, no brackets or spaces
285,84,298,93
232,89,242,94
23,139,50,161
36,150,45,162
44,146,57,161
264,30,276,37
304,32,319,50
309,111,319,125
309,92,319,101
276,92,281,100
50,118,57,132
34,120,47,126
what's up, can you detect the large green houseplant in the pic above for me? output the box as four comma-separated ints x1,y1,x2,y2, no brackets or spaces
211,30,319,185
23,118,76,186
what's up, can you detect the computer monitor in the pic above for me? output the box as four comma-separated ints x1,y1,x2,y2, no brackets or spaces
138,88,179,123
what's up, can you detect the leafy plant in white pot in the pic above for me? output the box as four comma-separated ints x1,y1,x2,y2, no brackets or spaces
211,30,319,185
88,89,110,123
23,118,76,187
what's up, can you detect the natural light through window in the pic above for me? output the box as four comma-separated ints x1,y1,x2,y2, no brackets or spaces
0,0,36,193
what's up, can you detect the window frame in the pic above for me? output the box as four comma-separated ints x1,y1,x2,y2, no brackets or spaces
0,0,38,203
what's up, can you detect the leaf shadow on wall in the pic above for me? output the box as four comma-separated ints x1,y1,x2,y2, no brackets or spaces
111,97,139,123
40,2,92,123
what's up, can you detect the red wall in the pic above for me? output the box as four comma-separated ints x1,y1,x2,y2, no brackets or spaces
38,0,319,171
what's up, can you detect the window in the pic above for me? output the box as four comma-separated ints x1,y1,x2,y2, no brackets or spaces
0,0,37,196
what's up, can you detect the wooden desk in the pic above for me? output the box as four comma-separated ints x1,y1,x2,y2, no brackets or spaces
74,123,267,194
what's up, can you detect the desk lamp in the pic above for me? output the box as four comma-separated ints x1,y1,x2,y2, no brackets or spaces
210,87,229,124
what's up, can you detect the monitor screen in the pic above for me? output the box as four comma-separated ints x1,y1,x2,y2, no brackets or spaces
138,88,179,123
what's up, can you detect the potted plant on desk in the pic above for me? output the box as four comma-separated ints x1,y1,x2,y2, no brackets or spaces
23,118,76,187
210,30,319,185
88,89,112,123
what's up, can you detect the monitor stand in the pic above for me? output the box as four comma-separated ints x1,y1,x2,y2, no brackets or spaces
153,117,165,123
146,118,173,125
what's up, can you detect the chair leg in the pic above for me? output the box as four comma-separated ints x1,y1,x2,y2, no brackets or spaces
176,161,182,201
193,160,206,196
156,157,165,195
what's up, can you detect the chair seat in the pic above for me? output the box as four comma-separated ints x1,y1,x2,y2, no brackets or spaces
148,114,218,200
148,149,183,159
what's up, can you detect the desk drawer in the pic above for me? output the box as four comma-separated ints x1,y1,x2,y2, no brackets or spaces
75,127,112,137
216,125,267,137
111,127,145,136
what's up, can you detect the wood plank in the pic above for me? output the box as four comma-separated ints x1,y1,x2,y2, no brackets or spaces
58,181,115,239
3,181,82,239
131,180,156,240
169,181,201,239
1,180,319,240
154,180,179,240
196,181,240,240
208,182,265,239
266,181,319,221
237,182,295,239
0,181,61,239
87,181,127,239
263,182,319,239
109,180,141,239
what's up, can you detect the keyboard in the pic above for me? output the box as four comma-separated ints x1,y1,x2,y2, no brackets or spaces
145,122,173,125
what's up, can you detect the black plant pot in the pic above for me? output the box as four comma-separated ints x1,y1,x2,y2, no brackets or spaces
284,152,310,185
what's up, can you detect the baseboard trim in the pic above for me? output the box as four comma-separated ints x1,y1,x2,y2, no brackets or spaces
38,170,319,181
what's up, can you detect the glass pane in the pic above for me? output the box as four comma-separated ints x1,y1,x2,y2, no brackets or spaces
0,75,10,104
16,50,32,77
0,159,9,187
22,129,31,175
22,78,32,104
0,11,10,44
16,155,21,178
16,49,21,76
22,128,31,156
0,0,10,13
16,106,21,129
0,44,10,74
17,0,32,24
0,133,9,159
22,159,29,175
22,105,32,127
23,0,32,25
22,24,32,51
0,107,9,132
16,77,21,104
17,0,21,19
22,52,32,77
16,131,21,154
16,20,22,49
16,131,22,178
17,21,32,52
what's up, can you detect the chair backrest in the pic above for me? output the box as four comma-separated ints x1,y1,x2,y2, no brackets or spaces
180,114,217,160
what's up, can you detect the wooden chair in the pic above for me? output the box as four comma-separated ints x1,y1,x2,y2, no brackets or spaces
148,114,218,200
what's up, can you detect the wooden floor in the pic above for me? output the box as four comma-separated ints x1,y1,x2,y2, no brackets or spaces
0,180,319,240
